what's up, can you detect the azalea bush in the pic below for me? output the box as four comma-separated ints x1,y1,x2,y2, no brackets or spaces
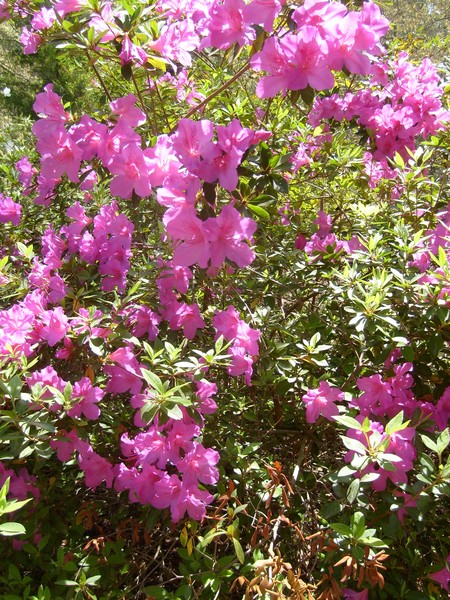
1,0,450,598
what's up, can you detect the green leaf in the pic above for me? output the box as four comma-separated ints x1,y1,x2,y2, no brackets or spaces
351,512,366,539
437,428,450,455
347,478,360,504
334,415,364,430
232,537,245,564
165,404,183,420
141,370,165,394
427,332,443,358
385,411,409,435
0,522,26,536
247,204,270,219
421,434,439,454
1,497,32,514
341,436,368,455
140,403,159,424
330,522,352,537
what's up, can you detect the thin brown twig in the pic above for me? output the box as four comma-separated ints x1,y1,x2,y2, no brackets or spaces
170,62,251,132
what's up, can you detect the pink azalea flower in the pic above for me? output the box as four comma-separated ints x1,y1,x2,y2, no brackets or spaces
104,347,143,395
429,555,450,591
302,381,343,423
119,34,147,66
39,307,69,347
167,301,206,339
16,156,37,192
243,0,284,32
0,194,22,226
78,445,114,489
202,0,256,50
31,7,56,29
165,207,210,268
50,429,84,462
172,118,215,171
110,94,146,127
26,366,67,411
177,443,220,485
342,590,369,600
109,143,153,199
67,377,104,420
0,0,10,19
20,27,42,54
205,204,256,268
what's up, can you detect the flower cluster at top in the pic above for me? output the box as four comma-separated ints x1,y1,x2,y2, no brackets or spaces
308,52,450,185
9,0,389,105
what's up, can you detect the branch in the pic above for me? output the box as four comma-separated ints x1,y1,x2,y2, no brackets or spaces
169,62,251,132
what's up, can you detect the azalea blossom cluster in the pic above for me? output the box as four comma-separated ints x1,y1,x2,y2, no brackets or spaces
0,462,40,503
47,379,220,521
13,0,390,110
295,210,362,257
0,193,22,226
25,85,262,273
302,355,450,498
308,52,450,186
250,0,389,98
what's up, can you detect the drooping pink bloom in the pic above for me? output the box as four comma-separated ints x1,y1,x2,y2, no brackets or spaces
109,143,153,199
165,207,210,268
149,20,199,66
0,194,22,225
172,118,215,171
53,0,88,17
227,346,254,385
78,444,114,489
124,305,161,340
166,301,206,339
104,347,143,395
0,463,40,502
177,442,220,486
16,156,37,192
110,94,146,127
119,34,148,66
302,381,343,423
20,27,42,54
31,6,56,29
40,133,83,183
33,84,69,121
429,555,450,591
67,377,104,420
0,0,10,19
205,204,257,268
165,421,201,464
70,115,108,161
195,379,218,414
97,122,141,167
50,429,84,462
152,473,213,521
251,28,335,98
435,386,450,431
352,373,393,416
201,0,256,50
39,307,69,347
212,305,242,340
243,0,283,32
